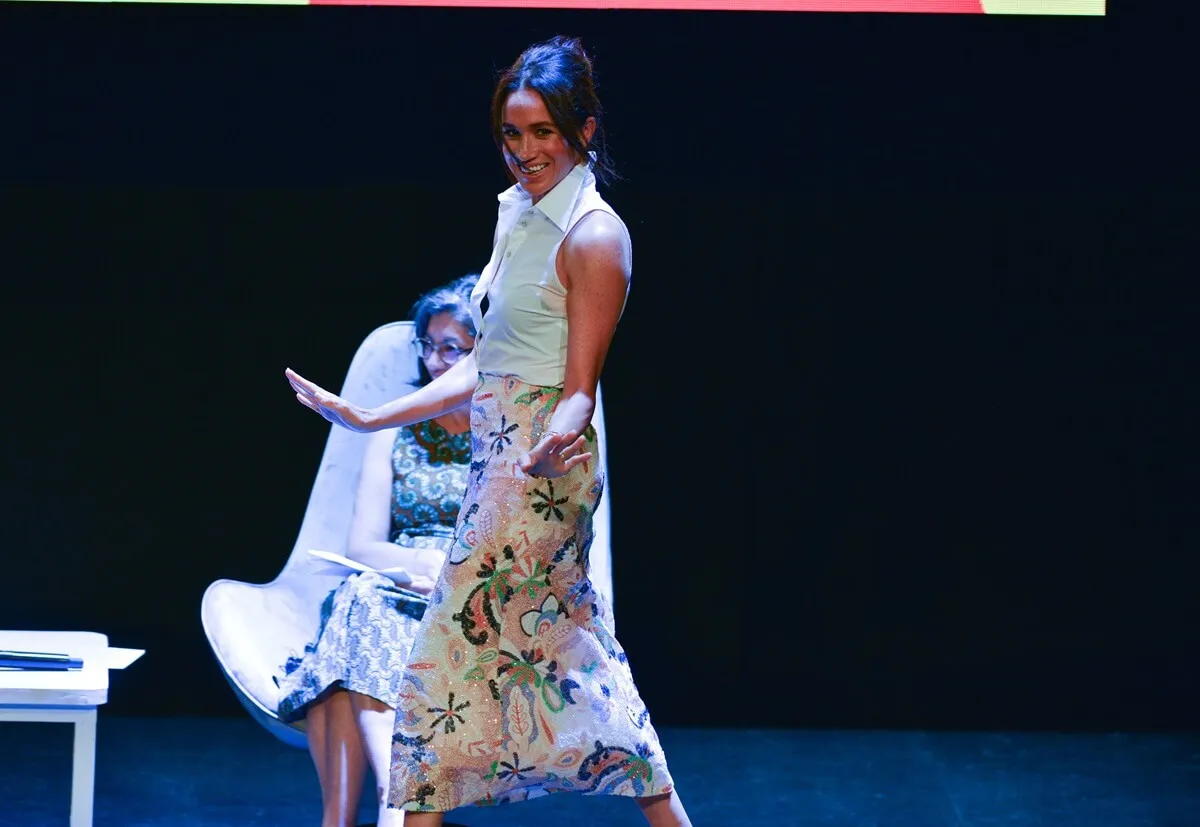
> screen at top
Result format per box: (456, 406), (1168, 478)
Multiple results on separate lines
(1, 0), (1106, 11)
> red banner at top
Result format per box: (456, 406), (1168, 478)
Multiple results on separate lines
(309, 0), (987, 10)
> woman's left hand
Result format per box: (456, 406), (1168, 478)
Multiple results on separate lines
(518, 430), (592, 479)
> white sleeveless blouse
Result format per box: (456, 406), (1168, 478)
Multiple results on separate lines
(469, 161), (628, 388)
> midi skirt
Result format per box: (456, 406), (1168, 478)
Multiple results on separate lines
(388, 373), (675, 812)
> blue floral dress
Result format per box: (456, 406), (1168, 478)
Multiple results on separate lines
(277, 420), (472, 721)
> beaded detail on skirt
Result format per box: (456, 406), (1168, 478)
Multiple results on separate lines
(388, 374), (675, 812)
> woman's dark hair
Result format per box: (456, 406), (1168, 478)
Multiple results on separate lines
(491, 36), (617, 187)
(410, 274), (479, 386)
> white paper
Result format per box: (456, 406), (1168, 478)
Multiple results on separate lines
(104, 647), (145, 670)
(308, 549), (414, 586)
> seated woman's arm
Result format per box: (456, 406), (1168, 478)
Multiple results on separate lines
(344, 429), (447, 592)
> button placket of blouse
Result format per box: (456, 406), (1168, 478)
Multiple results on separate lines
(505, 209), (534, 261)
(477, 225), (514, 348)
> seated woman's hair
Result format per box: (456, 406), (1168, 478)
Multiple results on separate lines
(410, 274), (479, 385)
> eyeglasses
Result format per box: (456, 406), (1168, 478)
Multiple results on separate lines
(415, 338), (474, 364)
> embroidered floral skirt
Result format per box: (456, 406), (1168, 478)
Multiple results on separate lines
(387, 374), (675, 813)
(276, 571), (429, 723)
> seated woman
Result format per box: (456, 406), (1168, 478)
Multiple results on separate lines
(275, 274), (478, 827)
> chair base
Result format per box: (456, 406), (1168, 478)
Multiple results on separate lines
(215, 660), (308, 750)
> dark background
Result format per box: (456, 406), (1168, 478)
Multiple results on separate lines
(1, 3), (1195, 732)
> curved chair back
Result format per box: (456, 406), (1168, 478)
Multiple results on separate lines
(201, 321), (614, 747)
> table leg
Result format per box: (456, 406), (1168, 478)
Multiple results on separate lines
(70, 709), (97, 827)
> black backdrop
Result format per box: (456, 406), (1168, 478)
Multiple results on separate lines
(0, 3), (1194, 732)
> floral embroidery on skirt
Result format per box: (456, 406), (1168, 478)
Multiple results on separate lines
(388, 374), (674, 812)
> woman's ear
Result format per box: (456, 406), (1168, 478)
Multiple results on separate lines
(579, 117), (597, 149)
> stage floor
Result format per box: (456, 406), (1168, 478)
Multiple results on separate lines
(0, 717), (1195, 826)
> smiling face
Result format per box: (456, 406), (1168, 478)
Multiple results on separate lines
(500, 87), (595, 204)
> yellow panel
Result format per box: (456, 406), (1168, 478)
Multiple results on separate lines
(981, 0), (1105, 13)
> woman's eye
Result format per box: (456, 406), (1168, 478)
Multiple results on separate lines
(536, 128), (554, 137)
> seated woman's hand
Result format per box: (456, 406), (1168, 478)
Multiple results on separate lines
(389, 544), (448, 596)
(406, 574), (438, 595)
(518, 430), (592, 479)
(286, 368), (373, 433)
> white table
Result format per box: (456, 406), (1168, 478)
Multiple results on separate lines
(0, 631), (144, 827)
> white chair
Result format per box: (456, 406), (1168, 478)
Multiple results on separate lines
(201, 320), (615, 748)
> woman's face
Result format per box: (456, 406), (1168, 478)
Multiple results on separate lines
(500, 88), (595, 204)
(419, 312), (474, 381)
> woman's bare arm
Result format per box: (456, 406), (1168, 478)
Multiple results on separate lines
(550, 210), (631, 437)
(365, 350), (479, 431)
(515, 211), (630, 479)
(344, 429), (447, 590)
(288, 349), (478, 433)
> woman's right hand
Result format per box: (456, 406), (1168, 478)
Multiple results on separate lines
(286, 368), (374, 433)
(406, 574), (438, 595)
(395, 546), (447, 595)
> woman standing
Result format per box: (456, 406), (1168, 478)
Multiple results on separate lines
(287, 37), (692, 827)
